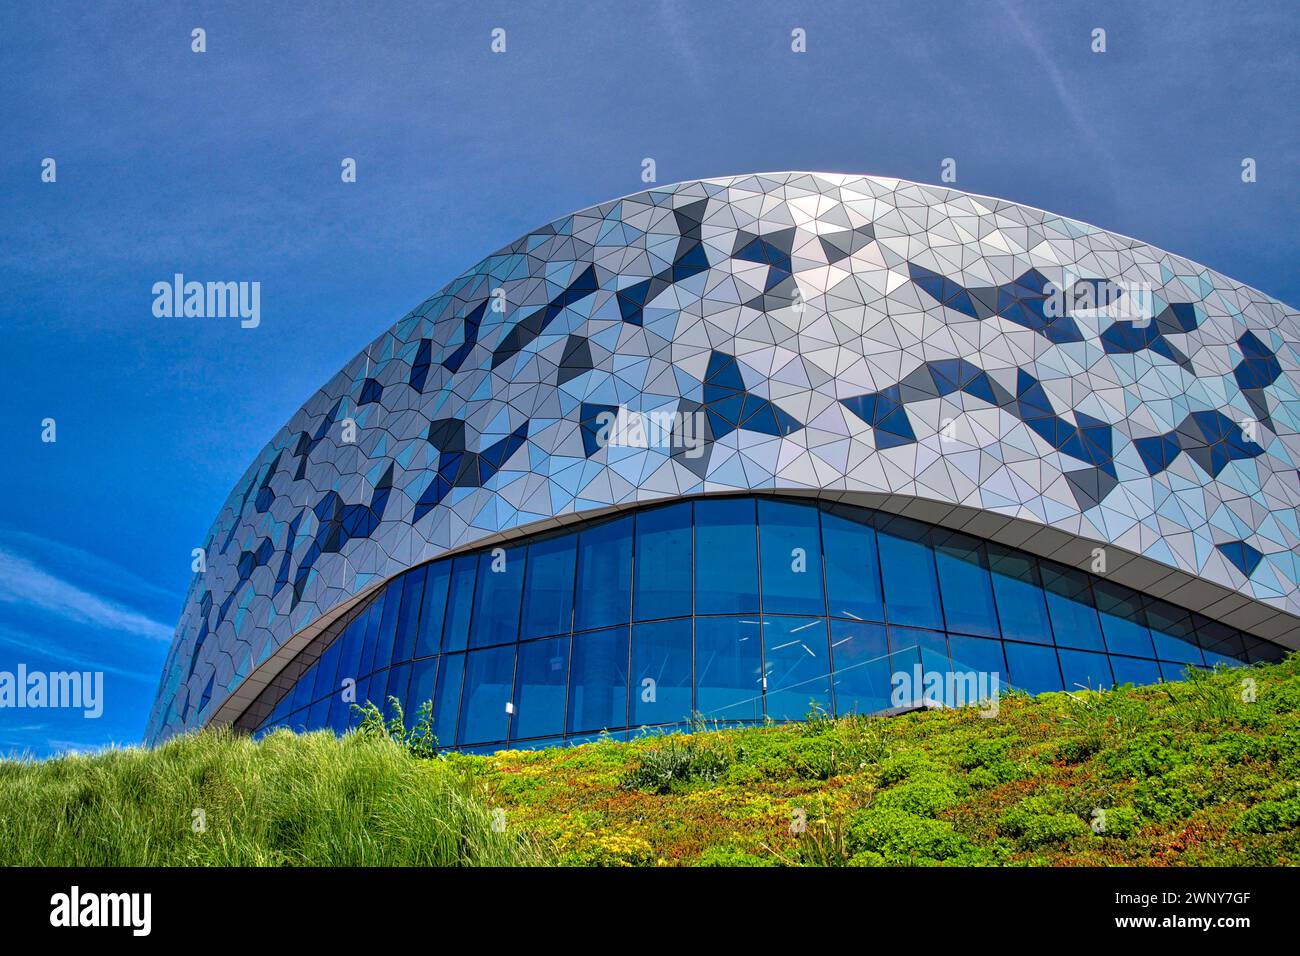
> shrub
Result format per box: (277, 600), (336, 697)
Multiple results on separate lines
(846, 807), (975, 864)
(695, 844), (775, 867)
(874, 777), (960, 817)
(1130, 763), (1217, 823)
(1098, 732), (1189, 780)
(1164, 664), (1244, 728)
(1092, 806), (1141, 839)
(955, 737), (1012, 771)
(999, 797), (1089, 848)
(1232, 794), (1300, 835)
(353, 696), (438, 759)
(620, 739), (730, 794)
(876, 751), (942, 787)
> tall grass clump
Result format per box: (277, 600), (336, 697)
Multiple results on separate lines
(0, 727), (545, 866)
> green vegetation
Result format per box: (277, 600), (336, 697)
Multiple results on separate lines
(0, 722), (542, 866)
(2, 655), (1298, 866)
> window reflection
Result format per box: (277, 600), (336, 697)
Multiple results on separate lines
(521, 534), (576, 639)
(634, 503), (692, 621)
(877, 515), (943, 630)
(574, 516), (632, 631)
(512, 636), (569, 740)
(631, 619), (692, 726)
(471, 544), (524, 648)
(695, 616), (763, 721)
(567, 627), (629, 733)
(763, 616), (831, 720)
(758, 499), (826, 616)
(457, 645), (514, 745)
(695, 498), (759, 615)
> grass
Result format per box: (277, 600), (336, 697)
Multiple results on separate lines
(3, 655), (1299, 866)
(0, 725), (543, 866)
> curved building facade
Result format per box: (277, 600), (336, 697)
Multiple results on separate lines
(145, 172), (1300, 747)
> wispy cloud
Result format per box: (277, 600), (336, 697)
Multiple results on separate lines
(995, 0), (1121, 202)
(0, 546), (172, 642)
(0, 625), (160, 682)
(0, 527), (175, 606)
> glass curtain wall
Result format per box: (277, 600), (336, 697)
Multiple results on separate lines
(251, 495), (1285, 751)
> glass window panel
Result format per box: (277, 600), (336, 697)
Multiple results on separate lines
(390, 567), (427, 664)
(566, 626), (630, 733)
(432, 653), (464, 746)
(1003, 641), (1063, 694)
(1201, 648), (1244, 669)
(326, 684), (351, 733)
(947, 634), (1007, 685)
(407, 657), (439, 721)
(415, 561), (451, 658)
(458, 645), (516, 745)
(334, 615), (366, 688)
(368, 670), (391, 714)
(633, 502), (693, 621)
(470, 544), (525, 648)
(1093, 580), (1156, 658)
(694, 616), (763, 722)
(820, 502), (885, 623)
(1040, 563), (1105, 651)
(311, 640), (342, 703)
(758, 499), (826, 616)
(358, 593), (385, 675)
(828, 620), (892, 716)
(630, 619), (693, 726)
(695, 498), (759, 615)
(520, 534), (576, 640)
(876, 515), (943, 630)
(290, 662), (318, 712)
(1195, 619), (1245, 666)
(1145, 600), (1205, 666)
(890, 626), (954, 706)
(763, 616), (831, 721)
(344, 675), (369, 725)
(1057, 648), (1114, 691)
(266, 694), (292, 727)
(385, 663), (411, 713)
(345, 675), (373, 728)
(932, 530), (998, 637)
(1158, 659), (1198, 682)
(307, 694), (330, 729)
(442, 555), (478, 653)
(1109, 655), (1162, 686)
(574, 515), (633, 631)
(370, 578), (402, 673)
(511, 636), (569, 740)
(987, 545), (1053, 644)
(1244, 636), (1285, 664)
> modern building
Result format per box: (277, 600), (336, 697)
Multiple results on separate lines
(146, 173), (1299, 750)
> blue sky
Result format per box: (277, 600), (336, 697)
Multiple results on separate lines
(1, 0), (1295, 757)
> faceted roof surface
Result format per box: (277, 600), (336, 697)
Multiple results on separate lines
(146, 172), (1300, 743)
